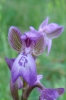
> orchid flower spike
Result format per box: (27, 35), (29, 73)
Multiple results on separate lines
(38, 17), (64, 55)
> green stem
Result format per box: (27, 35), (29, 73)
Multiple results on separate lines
(21, 82), (44, 100)
(21, 79), (28, 100)
(10, 80), (19, 100)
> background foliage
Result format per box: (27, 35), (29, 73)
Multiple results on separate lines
(0, 0), (66, 100)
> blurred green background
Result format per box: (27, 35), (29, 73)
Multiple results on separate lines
(0, 0), (66, 100)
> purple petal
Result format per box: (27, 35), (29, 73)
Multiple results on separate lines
(30, 26), (38, 33)
(29, 27), (42, 42)
(43, 23), (64, 39)
(5, 57), (15, 70)
(36, 75), (43, 83)
(21, 34), (27, 40)
(40, 88), (65, 100)
(11, 55), (20, 82)
(33, 33), (46, 56)
(36, 75), (43, 93)
(11, 53), (37, 86)
(8, 26), (23, 52)
(24, 31), (38, 41)
(46, 38), (52, 55)
(5, 58), (23, 90)
(39, 17), (49, 31)
(56, 88), (65, 95)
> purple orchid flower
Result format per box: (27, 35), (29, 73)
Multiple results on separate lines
(6, 26), (37, 86)
(6, 26), (45, 86)
(39, 88), (64, 100)
(38, 17), (64, 55)
(30, 17), (64, 55)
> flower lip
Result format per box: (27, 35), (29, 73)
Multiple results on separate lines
(11, 53), (37, 86)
